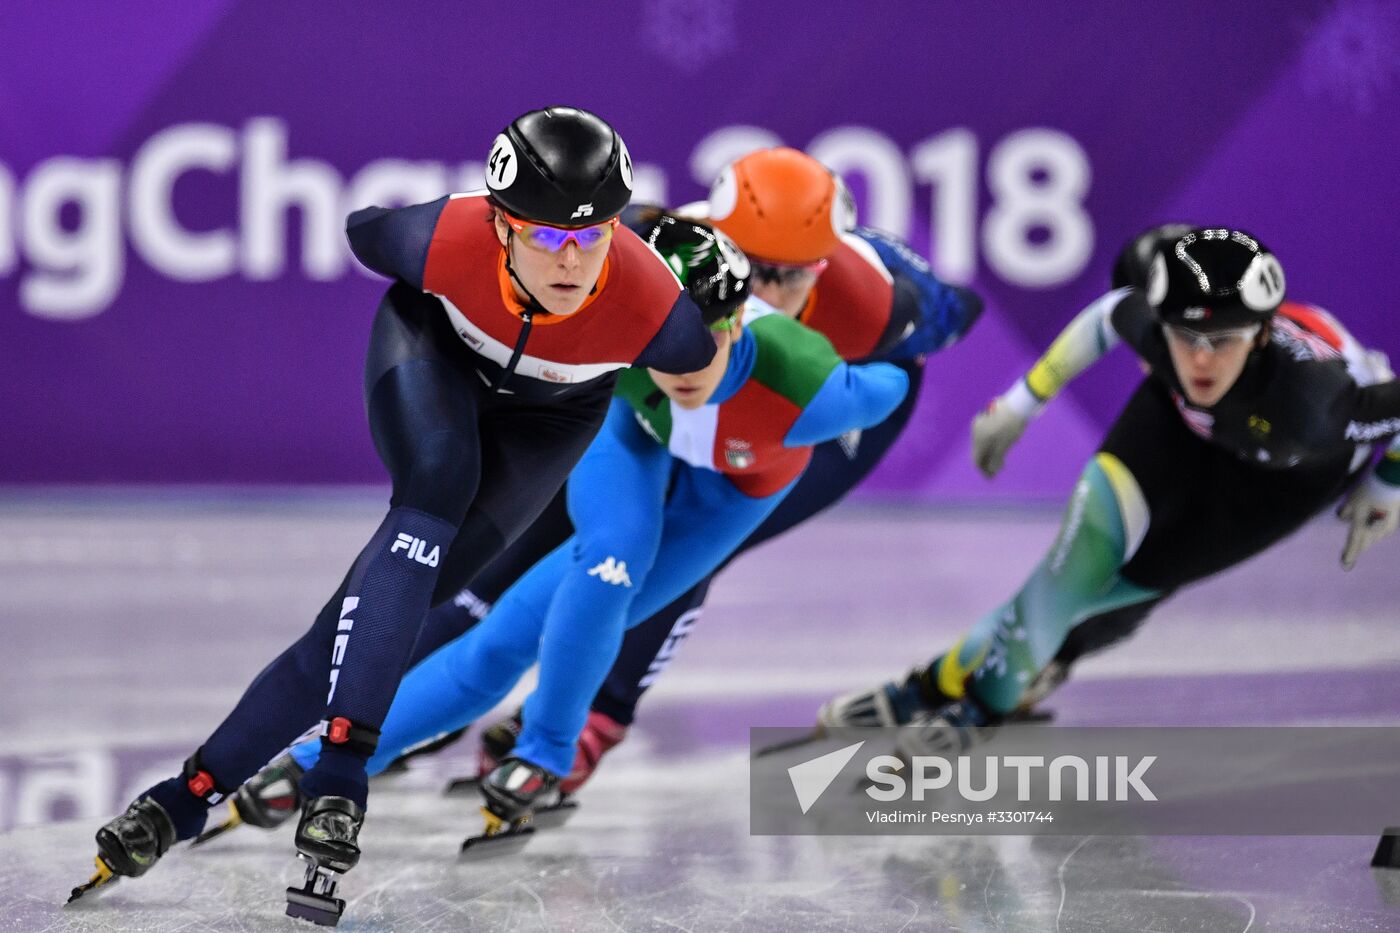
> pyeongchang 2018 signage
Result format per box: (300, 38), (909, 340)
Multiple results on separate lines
(0, 117), (1095, 321)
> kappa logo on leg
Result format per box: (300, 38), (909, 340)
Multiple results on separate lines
(586, 556), (633, 587)
(391, 533), (440, 567)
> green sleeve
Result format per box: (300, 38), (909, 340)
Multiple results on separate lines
(748, 314), (842, 408)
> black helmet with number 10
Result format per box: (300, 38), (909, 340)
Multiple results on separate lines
(484, 107), (634, 228)
(1144, 227), (1286, 330)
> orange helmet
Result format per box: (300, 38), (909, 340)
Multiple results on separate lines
(707, 147), (855, 266)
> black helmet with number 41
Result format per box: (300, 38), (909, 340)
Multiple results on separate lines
(1145, 227), (1286, 330)
(484, 106), (634, 228)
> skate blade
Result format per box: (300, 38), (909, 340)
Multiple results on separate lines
(459, 824), (536, 861)
(457, 804), (535, 860)
(530, 798), (579, 831)
(753, 725), (826, 758)
(443, 775), (482, 797)
(66, 856), (117, 905)
(286, 887), (345, 926)
(191, 801), (245, 847)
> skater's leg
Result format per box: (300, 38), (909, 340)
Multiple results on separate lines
(515, 466), (788, 775)
(129, 288), (482, 836)
(358, 545), (570, 775)
(301, 310), (614, 803)
(296, 344), (490, 805)
(591, 579), (710, 725)
(819, 450), (1158, 729)
(952, 452), (1156, 713)
(342, 398), (661, 775)
(932, 375), (1354, 716)
(406, 487), (574, 669)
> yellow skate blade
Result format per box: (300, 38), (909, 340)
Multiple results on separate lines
(191, 800), (244, 846)
(66, 857), (116, 905)
(479, 806), (506, 837)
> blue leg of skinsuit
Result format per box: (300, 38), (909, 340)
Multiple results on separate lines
(515, 464), (790, 774)
(139, 286), (608, 836)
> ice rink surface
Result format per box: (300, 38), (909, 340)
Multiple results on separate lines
(2, 492), (1399, 931)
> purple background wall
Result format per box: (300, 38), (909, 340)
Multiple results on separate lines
(3, 0), (1397, 499)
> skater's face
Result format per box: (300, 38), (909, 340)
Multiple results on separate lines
(495, 212), (613, 315)
(1163, 322), (1262, 407)
(648, 318), (739, 409)
(750, 260), (827, 318)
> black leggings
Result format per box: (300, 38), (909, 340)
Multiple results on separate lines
(197, 284), (612, 791)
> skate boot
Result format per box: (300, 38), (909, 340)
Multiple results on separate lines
(1014, 659), (1067, 719)
(560, 708), (627, 790)
(458, 757), (560, 860)
(285, 796), (364, 927)
(754, 667), (944, 758)
(818, 665), (947, 730)
(524, 709), (627, 829)
(193, 753), (305, 846)
(561, 710), (627, 794)
(444, 709), (522, 797)
(896, 695), (1002, 760)
(68, 796), (177, 904)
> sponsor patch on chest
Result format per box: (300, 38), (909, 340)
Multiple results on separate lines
(724, 438), (755, 469)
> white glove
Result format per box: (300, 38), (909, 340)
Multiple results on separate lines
(1338, 473), (1400, 570)
(970, 379), (1044, 478)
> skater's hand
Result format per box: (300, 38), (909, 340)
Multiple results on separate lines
(971, 380), (1042, 478)
(1338, 474), (1400, 570)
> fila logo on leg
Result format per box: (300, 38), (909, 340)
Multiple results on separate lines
(391, 533), (441, 567)
(586, 556), (632, 587)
